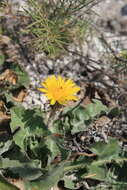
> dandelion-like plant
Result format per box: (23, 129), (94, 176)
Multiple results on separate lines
(38, 75), (80, 105)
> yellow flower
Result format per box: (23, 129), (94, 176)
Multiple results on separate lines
(38, 75), (80, 105)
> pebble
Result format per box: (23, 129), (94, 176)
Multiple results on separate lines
(22, 102), (29, 109)
(33, 99), (42, 106)
(24, 96), (32, 104)
(39, 94), (47, 103)
(47, 60), (53, 69)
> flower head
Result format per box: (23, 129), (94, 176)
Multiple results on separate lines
(38, 75), (80, 105)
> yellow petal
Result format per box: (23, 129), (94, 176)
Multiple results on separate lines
(37, 88), (47, 93)
(50, 99), (56, 105)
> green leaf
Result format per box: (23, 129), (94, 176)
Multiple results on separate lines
(108, 107), (120, 118)
(90, 138), (120, 161)
(73, 106), (90, 121)
(62, 116), (72, 132)
(25, 162), (66, 190)
(10, 106), (48, 148)
(0, 158), (42, 181)
(87, 161), (107, 181)
(61, 106), (89, 134)
(22, 109), (48, 135)
(60, 100), (108, 135)
(14, 128), (29, 149)
(52, 120), (64, 135)
(71, 120), (86, 135)
(45, 135), (61, 160)
(62, 105), (75, 115)
(10, 106), (26, 130)
(11, 166), (43, 181)
(0, 55), (5, 65)
(86, 138), (121, 180)
(64, 176), (77, 189)
(85, 99), (108, 118)
(0, 158), (23, 168)
(10, 106), (28, 149)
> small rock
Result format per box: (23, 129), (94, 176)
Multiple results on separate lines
(22, 102), (29, 109)
(39, 94), (47, 103)
(33, 99), (42, 106)
(24, 96), (32, 104)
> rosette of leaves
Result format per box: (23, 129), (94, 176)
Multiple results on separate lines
(0, 98), (124, 189)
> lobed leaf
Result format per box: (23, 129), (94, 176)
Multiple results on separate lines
(10, 106), (48, 149)
(25, 162), (66, 190)
(90, 138), (120, 161)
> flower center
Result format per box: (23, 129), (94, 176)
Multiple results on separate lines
(53, 87), (65, 100)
